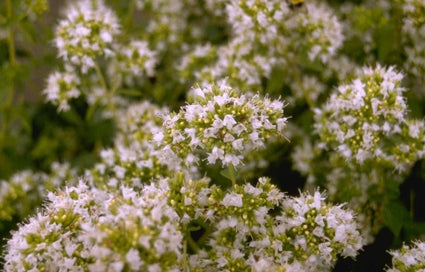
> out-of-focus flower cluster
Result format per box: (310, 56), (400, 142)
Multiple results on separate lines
(179, 0), (344, 92)
(402, 0), (425, 80)
(44, 0), (158, 113)
(0, 163), (76, 224)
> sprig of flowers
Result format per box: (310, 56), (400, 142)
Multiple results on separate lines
(54, 0), (120, 73)
(4, 181), (183, 272)
(315, 65), (425, 172)
(43, 70), (80, 112)
(157, 80), (287, 169)
(387, 240), (425, 272)
(190, 178), (363, 272)
(86, 101), (193, 189)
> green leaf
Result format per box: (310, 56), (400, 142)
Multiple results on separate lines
(383, 201), (411, 237)
(403, 221), (425, 241)
(219, 169), (231, 180)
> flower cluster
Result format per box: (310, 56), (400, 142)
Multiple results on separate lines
(179, 1), (344, 92)
(4, 172), (364, 271)
(387, 241), (425, 272)
(4, 181), (182, 272)
(315, 65), (425, 172)
(54, 0), (120, 73)
(86, 101), (189, 189)
(274, 191), (363, 271)
(135, 0), (206, 52)
(291, 65), (425, 243)
(43, 70), (80, 111)
(190, 178), (363, 272)
(44, 0), (160, 114)
(109, 40), (157, 85)
(157, 80), (287, 168)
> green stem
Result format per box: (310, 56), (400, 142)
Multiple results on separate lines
(7, 0), (15, 68)
(125, 0), (136, 34)
(285, 53), (314, 109)
(410, 189), (415, 219)
(94, 62), (117, 119)
(94, 62), (108, 92)
(228, 163), (236, 187)
(0, 0), (16, 159)
(187, 235), (200, 253)
(196, 225), (213, 246)
(183, 235), (189, 272)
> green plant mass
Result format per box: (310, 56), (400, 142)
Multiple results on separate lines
(1, 0), (425, 271)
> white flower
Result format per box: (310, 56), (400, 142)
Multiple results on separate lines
(221, 192), (243, 207)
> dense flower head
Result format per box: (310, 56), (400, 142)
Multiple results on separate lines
(157, 80), (287, 168)
(387, 240), (425, 272)
(54, 0), (120, 73)
(4, 181), (183, 272)
(275, 191), (364, 269)
(43, 70), (80, 111)
(189, 177), (284, 271)
(315, 65), (425, 172)
(190, 178), (363, 272)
